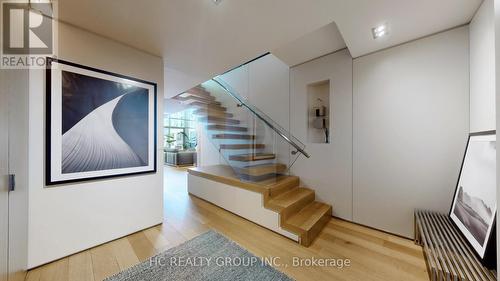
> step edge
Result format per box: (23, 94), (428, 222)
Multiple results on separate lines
(229, 156), (275, 161)
(268, 178), (300, 197)
(267, 188), (315, 210)
(286, 203), (332, 231)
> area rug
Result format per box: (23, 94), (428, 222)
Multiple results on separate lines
(105, 230), (293, 281)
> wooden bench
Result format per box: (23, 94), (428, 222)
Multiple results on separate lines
(414, 210), (497, 281)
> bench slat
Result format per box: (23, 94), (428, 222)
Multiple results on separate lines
(431, 211), (475, 281)
(427, 211), (464, 280)
(433, 211), (489, 281)
(439, 213), (496, 281)
(415, 210), (496, 281)
(418, 211), (446, 280)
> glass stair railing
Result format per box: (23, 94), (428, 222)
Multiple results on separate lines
(173, 66), (309, 183)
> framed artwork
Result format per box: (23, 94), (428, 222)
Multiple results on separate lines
(46, 58), (157, 185)
(449, 130), (496, 262)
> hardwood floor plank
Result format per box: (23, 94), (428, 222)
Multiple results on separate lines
(90, 244), (120, 281)
(109, 238), (140, 271)
(323, 225), (425, 267)
(143, 226), (174, 252)
(25, 267), (42, 281)
(68, 251), (94, 281)
(164, 212), (210, 240)
(127, 232), (156, 262)
(155, 222), (187, 247)
(39, 258), (69, 281)
(316, 232), (427, 281)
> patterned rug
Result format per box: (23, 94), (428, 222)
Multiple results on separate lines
(105, 230), (293, 281)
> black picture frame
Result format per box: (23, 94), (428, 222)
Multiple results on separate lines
(46, 57), (158, 185)
(449, 130), (496, 269)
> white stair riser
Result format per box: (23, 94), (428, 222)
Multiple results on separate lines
(188, 174), (299, 242)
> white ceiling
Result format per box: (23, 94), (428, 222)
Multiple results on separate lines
(57, 0), (482, 95)
(334, 0), (481, 57)
(272, 22), (347, 67)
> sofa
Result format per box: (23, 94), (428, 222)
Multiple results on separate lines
(164, 149), (197, 166)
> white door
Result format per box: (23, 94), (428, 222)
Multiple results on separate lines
(0, 69), (28, 281)
(0, 69), (9, 281)
(6, 69), (28, 281)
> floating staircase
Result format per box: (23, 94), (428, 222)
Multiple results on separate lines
(174, 85), (282, 181)
(174, 82), (332, 246)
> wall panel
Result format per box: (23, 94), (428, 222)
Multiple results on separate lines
(353, 27), (469, 237)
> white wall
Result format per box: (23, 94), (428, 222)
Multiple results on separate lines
(247, 56), (291, 164)
(164, 67), (205, 99)
(272, 22), (347, 67)
(217, 55), (290, 128)
(28, 22), (164, 268)
(494, 0), (500, 273)
(353, 26), (470, 238)
(246, 55), (290, 130)
(289, 49), (353, 220)
(218, 65), (249, 100)
(470, 0), (496, 133)
(470, 0), (497, 271)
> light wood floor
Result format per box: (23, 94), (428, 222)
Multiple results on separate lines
(26, 166), (430, 281)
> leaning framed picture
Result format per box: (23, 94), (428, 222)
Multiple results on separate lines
(449, 130), (496, 265)
(46, 58), (157, 185)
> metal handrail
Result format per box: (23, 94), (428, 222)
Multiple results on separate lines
(211, 78), (310, 159)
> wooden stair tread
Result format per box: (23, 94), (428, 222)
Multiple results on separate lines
(193, 109), (233, 118)
(190, 101), (227, 111)
(185, 87), (212, 97)
(267, 176), (300, 197)
(286, 202), (332, 232)
(208, 125), (247, 132)
(185, 90), (209, 96)
(188, 165), (299, 194)
(267, 188), (314, 211)
(190, 99), (221, 106)
(239, 163), (287, 177)
(199, 117), (240, 125)
(213, 134), (255, 140)
(220, 144), (265, 150)
(184, 92), (213, 100)
(229, 153), (276, 161)
(174, 95), (219, 104)
(189, 92), (215, 100)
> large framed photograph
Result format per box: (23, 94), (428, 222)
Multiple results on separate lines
(46, 58), (157, 185)
(449, 131), (496, 261)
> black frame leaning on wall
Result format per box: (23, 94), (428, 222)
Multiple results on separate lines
(448, 130), (497, 269)
(45, 57), (158, 186)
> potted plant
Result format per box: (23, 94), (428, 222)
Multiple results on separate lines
(178, 132), (197, 151)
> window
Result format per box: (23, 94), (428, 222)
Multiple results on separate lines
(164, 108), (197, 150)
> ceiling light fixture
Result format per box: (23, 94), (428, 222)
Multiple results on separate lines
(213, 0), (222, 5)
(372, 24), (388, 39)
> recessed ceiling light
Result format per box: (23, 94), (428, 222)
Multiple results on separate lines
(213, 0), (222, 4)
(372, 24), (388, 39)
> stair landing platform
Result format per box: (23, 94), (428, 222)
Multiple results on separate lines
(188, 165), (298, 197)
